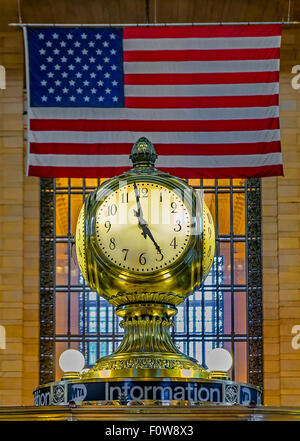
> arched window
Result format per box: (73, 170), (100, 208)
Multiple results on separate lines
(39, 177), (262, 390)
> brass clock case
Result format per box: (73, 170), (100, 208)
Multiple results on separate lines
(76, 167), (215, 308)
(75, 137), (215, 380)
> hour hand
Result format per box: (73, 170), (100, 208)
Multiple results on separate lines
(141, 224), (163, 256)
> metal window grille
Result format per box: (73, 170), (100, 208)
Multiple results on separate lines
(39, 177), (262, 391)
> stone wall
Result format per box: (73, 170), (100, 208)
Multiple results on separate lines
(0, 30), (39, 405)
(262, 26), (300, 406)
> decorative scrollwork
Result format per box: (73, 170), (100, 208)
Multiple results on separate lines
(40, 178), (55, 385)
(246, 179), (263, 392)
(110, 291), (185, 306)
(86, 358), (198, 372)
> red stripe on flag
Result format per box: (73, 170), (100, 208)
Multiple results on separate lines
(125, 95), (279, 108)
(28, 164), (284, 179)
(123, 25), (282, 39)
(29, 141), (282, 156)
(30, 118), (279, 132)
(124, 71), (279, 85)
(123, 48), (280, 62)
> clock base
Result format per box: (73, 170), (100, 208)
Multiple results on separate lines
(82, 302), (209, 380)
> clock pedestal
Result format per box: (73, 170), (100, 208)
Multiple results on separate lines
(82, 301), (208, 380)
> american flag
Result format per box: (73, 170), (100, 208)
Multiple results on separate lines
(25, 25), (283, 178)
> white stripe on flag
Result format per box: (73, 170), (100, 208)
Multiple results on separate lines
(123, 36), (281, 51)
(29, 129), (281, 144)
(28, 106), (280, 121)
(28, 152), (283, 168)
(124, 83), (279, 97)
(124, 59), (280, 74)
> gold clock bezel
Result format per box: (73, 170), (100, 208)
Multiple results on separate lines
(85, 174), (202, 285)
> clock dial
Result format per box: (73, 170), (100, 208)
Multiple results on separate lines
(95, 182), (192, 273)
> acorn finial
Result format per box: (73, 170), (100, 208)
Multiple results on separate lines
(130, 137), (157, 168)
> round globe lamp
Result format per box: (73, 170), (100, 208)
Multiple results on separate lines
(59, 349), (85, 380)
(206, 348), (233, 380)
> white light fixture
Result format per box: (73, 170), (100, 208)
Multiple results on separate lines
(59, 349), (85, 380)
(206, 348), (233, 379)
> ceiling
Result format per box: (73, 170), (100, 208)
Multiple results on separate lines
(1, 0), (300, 31)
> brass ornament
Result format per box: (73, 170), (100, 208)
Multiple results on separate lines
(75, 137), (215, 380)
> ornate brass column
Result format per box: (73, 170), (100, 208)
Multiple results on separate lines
(84, 302), (208, 379)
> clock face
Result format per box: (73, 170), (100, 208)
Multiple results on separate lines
(95, 182), (192, 274)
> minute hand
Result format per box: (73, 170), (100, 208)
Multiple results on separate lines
(133, 181), (149, 243)
(133, 182), (146, 224)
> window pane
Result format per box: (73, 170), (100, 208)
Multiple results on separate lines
(70, 178), (83, 187)
(188, 179), (200, 187)
(218, 193), (230, 235)
(234, 341), (247, 383)
(222, 292), (232, 335)
(70, 292), (80, 335)
(234, 292), (247, 335)
(234, 242), (246, 285)
(203, 179), (215, 187)
(56, 292), (68, 335)
(56, 193), (68, 236)
(56, 178), (68, 187)
(218, 179), (230, 187)
(233, 193), (245, 235)
(71, 248), (80, 284)
(85, 178), (99, 188)
(232, 178), (244, 187)
(219, 242), (231, 285)
(56, 242), (68, 285)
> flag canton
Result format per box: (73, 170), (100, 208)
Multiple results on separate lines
(27, 27), (124, 107)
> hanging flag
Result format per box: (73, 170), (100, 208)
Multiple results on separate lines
(24, 25), (283, 179)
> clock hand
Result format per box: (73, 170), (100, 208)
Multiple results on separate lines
(133, 181), (144, 220)
(141, 224), (163, 256)
(133, 182), (148, 235)
(133, 182), (163, 255)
